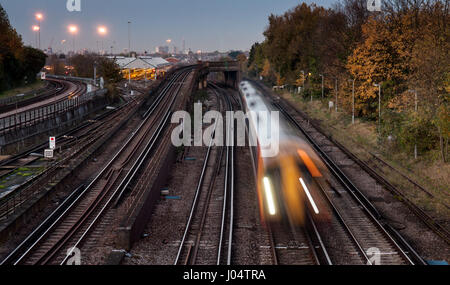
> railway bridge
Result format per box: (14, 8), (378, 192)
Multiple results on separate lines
(197, 61), (241, 89)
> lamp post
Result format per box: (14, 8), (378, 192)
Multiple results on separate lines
(374, 83), (382, 127)
(307, 72), (312, 102)
(349, 78), (356, 124)
(300, 70), (305, 95)
(35, 13), (43, 50)
(32, 25), (40, 49)
(319, 74), (324, 99)
(68, 25), (78, 54)
(97, 26), (107, 55)
(409, 89), (418, 159)
(93, 61), (97, 86)
(335, 78), (338, 112)
(128, 21), (131, 56)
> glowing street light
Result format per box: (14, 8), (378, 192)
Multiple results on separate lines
(35, 13), (43, 49)
(97, 26), (108, 55)
(68, 25), (78, 54)
(32, 25), (40, 48)
(69, 25), (78, 34)
(97, 26), (107, 35)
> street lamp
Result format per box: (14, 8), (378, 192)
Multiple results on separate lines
(307, 72), (313, 102)
(68, 25), (78, 54)
(349, 78), (356, 124)
(319, 74), (324, 99)
(301, 70), (305, 95)
(373, 82), (382, 126)
(35, 13), (43, 49)
(335, 78), (338, 112)
(97, 26), (107, 55)
(128, 21), (131, 56)
(408, 89), (418, 159)
(32, 25), (40, 49)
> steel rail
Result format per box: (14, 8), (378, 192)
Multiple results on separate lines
(174, 116), (219, 265)
(1, 68), (192, 265)
(273, 99), (422, 265)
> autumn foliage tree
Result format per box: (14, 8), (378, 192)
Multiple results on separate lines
(249, 0), (449, 161)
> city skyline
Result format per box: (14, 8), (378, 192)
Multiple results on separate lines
(1, 0), (334, 53)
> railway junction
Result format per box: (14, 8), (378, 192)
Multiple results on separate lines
(0, 62), (447, 267)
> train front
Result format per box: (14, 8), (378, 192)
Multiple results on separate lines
(240, 81), (331, 228)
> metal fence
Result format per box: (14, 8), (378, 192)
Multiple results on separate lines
(46, 74), (96, 86)
(0, 89), (107, 135)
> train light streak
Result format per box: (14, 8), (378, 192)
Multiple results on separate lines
(263, 177), (276, 216)
(299, 178), (319, 214)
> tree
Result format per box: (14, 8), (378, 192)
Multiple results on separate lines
(0, 4), (46, 92)
(97, 57), (122, 83)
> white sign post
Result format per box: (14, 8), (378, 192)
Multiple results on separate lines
(49, 137), (56, 149)
(41, 72), (46, 80)
(329, 101), (334, 111)
(44, 149), (54, 158)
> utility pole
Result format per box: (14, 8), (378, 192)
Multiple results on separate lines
(320, 74), (324, 99)
(128, 21), (131, 56)
(335, 78), (338, 112)
(301, 70), (305, 96)
(409, 89), (418, 159)
(374, 83), (382, 127)
(350, 78), (356, 124)
(93, 62), (97, 86)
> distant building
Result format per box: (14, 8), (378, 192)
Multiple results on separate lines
(155, 46), (169, 54)
(107, 55), (172, 81)
(165, 57), (180, 64)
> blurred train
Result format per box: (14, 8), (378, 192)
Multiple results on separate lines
(238, 80), (331, 227)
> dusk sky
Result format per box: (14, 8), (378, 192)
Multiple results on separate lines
(1, 0), (335, 53)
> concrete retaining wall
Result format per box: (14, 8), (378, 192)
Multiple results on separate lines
(0, 95), (108, 154)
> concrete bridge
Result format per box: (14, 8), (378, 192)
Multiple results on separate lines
(197, 61), (241, 90)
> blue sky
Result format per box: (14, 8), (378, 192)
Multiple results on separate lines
(1, 0), (335, 53)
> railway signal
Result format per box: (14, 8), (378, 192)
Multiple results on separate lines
(49, 136), (56, 149)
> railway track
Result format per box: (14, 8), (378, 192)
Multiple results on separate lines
(266, 215), (330, 265)
(174, 84), (235, 265)
(0, 98), (139, 221)
(249, 80), (426, 265)
(0, 79), (87, 134)
(0, 67), (193, 265)
(0, 79), (66, 113)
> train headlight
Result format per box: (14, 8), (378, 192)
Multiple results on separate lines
(299, 178), (320, 214)
(263, 177), (277, 216)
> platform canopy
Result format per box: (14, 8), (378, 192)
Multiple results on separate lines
(108, 56), (170, 70)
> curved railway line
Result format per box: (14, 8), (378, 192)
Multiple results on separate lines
(0, 79), (66, 113)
